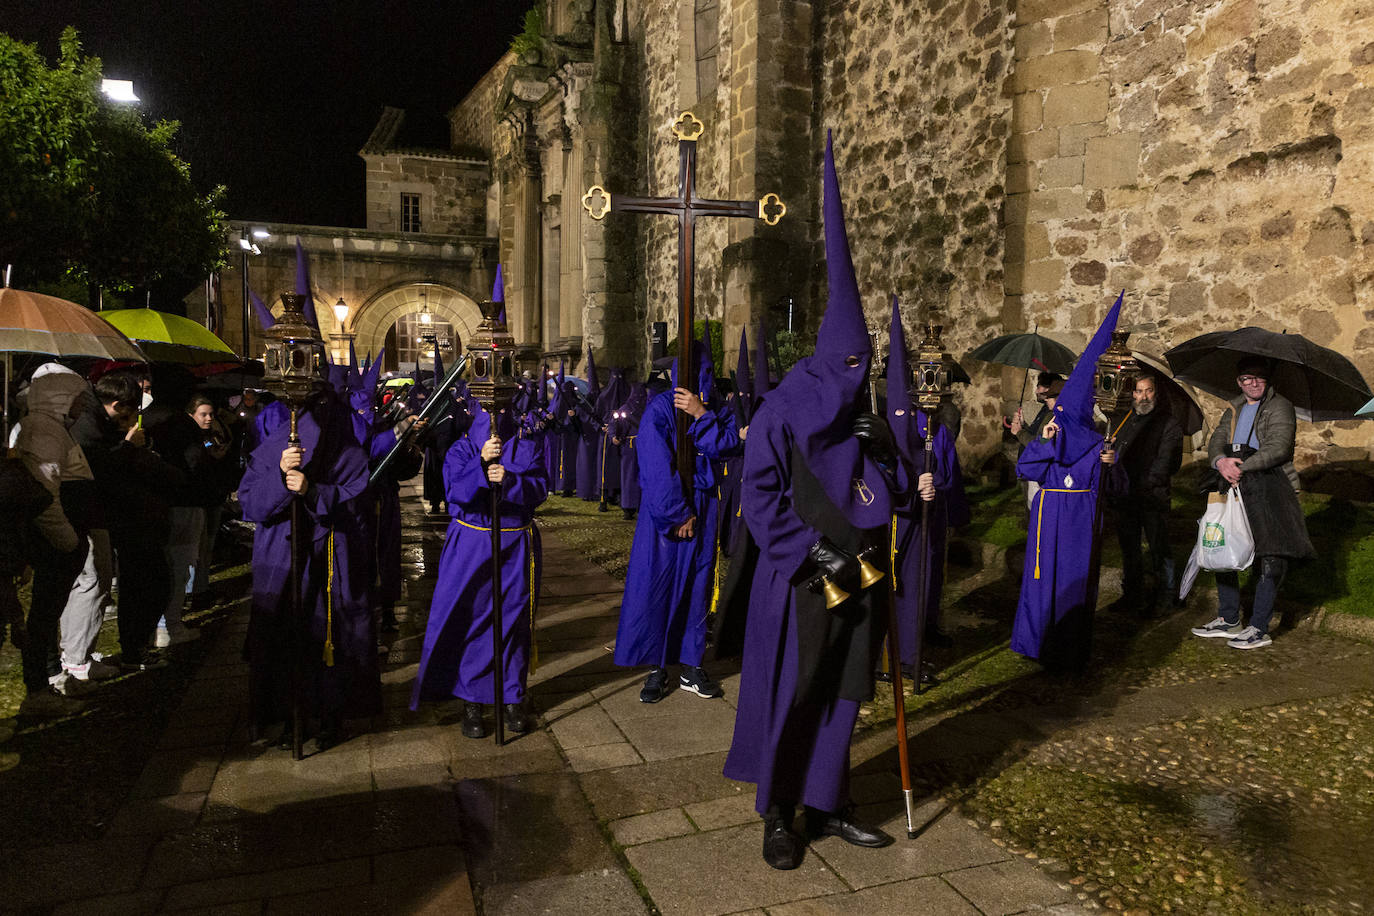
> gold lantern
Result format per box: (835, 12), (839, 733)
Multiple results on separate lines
(914, 322), (953, 412)
(262, 293), (327, 406)
(465, 298), (520, 414)
(1094, 331), (1141, 419)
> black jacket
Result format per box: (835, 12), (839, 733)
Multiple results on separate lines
(1110, 404), (1183, 509)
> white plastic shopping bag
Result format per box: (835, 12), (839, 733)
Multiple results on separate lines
(1196, 487), (1255, 572)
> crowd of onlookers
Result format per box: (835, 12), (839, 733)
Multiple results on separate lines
(2, 361), (259, 717)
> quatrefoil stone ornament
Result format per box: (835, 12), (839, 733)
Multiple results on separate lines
(758, 193), (787, 226)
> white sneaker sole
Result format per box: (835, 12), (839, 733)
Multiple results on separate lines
(679, 682), (723, 699)
(1191, 628), (1243, 639)
(1229, 638), (1272, 650)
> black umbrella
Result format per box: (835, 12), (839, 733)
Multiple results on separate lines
(1164, 327), (1372, 422)
(966, 330), (1076, 375)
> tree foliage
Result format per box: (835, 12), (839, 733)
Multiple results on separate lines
(0, 28), (226, 292)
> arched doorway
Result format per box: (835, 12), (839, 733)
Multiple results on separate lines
(351, 282), (483, 373)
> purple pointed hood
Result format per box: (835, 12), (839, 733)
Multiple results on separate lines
(1056, 290), (1124, 430)
(698, 322), (716, 402)
(433, 346), (445, 388)
(294, 238), (319, 329)
(596, 367), (629, 417)
(761, 131), (889, 527)
(493, 264), (506, 326)
(755, 318), (773, 392)
(585, 346), (600, 402)
(735, 327), (753, 425)
(351, 345), (386, 413)
(538, 363), (550, 409)
(887, 295), (917, 449)
(249, 288), (275, 330)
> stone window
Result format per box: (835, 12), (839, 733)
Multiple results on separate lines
(400, 192), (423, 233)
(694, 1), (719, 102)
(393, 311), (455, 369)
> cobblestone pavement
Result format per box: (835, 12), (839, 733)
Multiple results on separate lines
(5, 483), (1370, 914)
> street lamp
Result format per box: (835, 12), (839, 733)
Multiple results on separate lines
(419, 289), (433, 326)
(238, 230), (262, 360)
(331, 297), (352, 364)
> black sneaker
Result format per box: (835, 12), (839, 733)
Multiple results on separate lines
(679, 666), (724, 699)
(504, 702), (530, 734)
(639, 667), (669, 704)
(461, 702), (487, 739)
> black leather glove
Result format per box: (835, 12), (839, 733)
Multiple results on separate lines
(806, 537), (854, 591)
(852, 412), (896, 467)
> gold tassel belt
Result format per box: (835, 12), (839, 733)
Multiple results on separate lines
(1033, 488), (1090, 580)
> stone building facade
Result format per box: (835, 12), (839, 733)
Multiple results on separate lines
(220, 0), (1374, 469)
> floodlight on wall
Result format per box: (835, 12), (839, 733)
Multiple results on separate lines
(251, 228), (270, 239)
(101, 79), (139, 103)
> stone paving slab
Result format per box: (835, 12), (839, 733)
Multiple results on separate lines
(766, 875), (981, 915)
(941, 859), (1077, 916)
(482, 870), (648, 915)
(625, 823), (849, 916)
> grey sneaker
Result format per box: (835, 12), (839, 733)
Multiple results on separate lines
(1191, 616), (1244, 639)
(1227, 626), (1272, 650)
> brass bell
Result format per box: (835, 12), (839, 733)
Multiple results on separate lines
(856, 548), (885, 589)
(820, 576), (851, 609)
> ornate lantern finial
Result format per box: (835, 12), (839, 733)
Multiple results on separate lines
(465, 298), (520, 414)
(1094, 331), (1141, 418)
(914, 321), (953, 412)
(262, 293), (327, 405)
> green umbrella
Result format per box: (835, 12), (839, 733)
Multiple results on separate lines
(99, 307), (237, 365)
(966, 329), (1076, 375)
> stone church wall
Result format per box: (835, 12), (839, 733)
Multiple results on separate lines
(817, 0), (1017, 458)
(363, 154), (489, 237)
(449, 52), (516, 155)
(1007, 0), (1374, 468)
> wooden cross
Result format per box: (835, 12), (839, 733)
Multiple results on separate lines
(582, 110), (786, 496)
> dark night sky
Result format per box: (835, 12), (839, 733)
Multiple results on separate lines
(4, 1), (528, 227)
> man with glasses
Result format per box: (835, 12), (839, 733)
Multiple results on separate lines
(1190, 357), (1313, 648)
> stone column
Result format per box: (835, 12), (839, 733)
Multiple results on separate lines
(561, 138), (586, 346)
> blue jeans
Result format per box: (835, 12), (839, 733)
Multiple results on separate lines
(1216, 556), (1288, 634)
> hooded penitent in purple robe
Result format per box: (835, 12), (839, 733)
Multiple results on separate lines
(594, 368), (629, 505)
(554, 377), (581, 495)
(723, 133), (902, 817)
(613, 349), (741, 670)
(239, 390), (381, 734)
(412, 407), (547, 707)
(573, 349), (603, 501)
(612, 383), (648, 513)
(1011, 292), (1123, 670)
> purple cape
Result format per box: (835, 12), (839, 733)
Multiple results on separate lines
(613, 390), (739, 668)
(412, 408), (548, 706)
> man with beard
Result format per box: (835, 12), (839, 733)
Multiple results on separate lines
(1100, 371), (1183, 618)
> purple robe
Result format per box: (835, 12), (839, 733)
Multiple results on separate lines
(1010, 414), (1104, 666)
(411, 411), (548, 707)
(574, 408), (601, 501)
(239, 395), (381, 731)
(722, 403), (891, 815)
(613, 391), (739, 668)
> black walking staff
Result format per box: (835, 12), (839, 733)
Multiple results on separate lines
(465, 297), (522, 746)
(260, 293), (328, 761)
(1090, 331), (1141, 622)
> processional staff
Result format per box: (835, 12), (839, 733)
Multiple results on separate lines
(582, 110), (786, 498)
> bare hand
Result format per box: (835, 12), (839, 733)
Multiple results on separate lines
(125, 425), (146, 447)
(738, 425), (749, 442)
(1100, 447), (1117, 465)
(1009, 407), (1024, 436)
(673, 388), (707, 419)
(480, 435), (502, 463)
(612, 437), (621, 446)
(1217, 456), (1243, 486)
(674, 516), (696, 539)
(1041, 419), (1059, 440)
(487, 463), (506, 485)
(284, 469), (308, 494)
(917, 472), (936, 502)
(280, 446), (304, 472)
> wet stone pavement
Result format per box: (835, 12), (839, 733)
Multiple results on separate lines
(4, 482), (1371, 914)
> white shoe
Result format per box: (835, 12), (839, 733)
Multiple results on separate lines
(1190, 616), (1244, 639)
(1227, 626), (1272, 650)
(45, 673), (88, 698)
(20, 688), (87, 718)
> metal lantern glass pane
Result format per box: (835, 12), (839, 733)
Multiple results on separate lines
(1094, 331), (1140, 418)
(464, 298), (519, 412)
(262, 293), (327, 405)
(915, 323), (953, 411)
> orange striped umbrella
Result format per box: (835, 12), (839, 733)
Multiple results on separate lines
(0, 287), (145, 361)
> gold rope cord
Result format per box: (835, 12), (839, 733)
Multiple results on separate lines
(1033, 488), (1090, 579)
(323, 529), (336, 667)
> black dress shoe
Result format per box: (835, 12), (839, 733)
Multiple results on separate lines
(808, 808), (894, 848)
(461, 702), (487, 739)
(762, 816), (803, 870)
(504, 702), (530, 734)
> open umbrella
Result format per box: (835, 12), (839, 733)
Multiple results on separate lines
(1, 287), (147, 440)
(1164, 327), (1372, 422)
(99, 307), (237, 367)
(1357, 395), (1374, 418)
(1130, 350), (1204, 436)
(966, 329), (1076, 375)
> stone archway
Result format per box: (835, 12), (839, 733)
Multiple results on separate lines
(351, 282), (484, 367)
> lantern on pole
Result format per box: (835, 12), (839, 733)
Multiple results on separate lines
(1094, 330), (1141, 420)
(914, 322), (953, 412)
(259, 291), (326, 761)
(465, 295), (520, 746)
